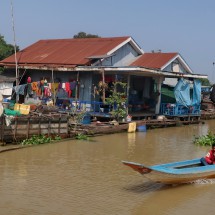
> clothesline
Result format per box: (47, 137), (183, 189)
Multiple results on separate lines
(13, 81), (77, 102)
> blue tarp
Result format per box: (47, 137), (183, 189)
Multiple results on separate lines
(192, 79), (201, 105)
(174, 78), (201, 107)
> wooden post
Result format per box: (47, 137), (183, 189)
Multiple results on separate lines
(38, 116), (41, 135)
(51, 68), (56, 105)
(14, 117), (17, 140)
(1, 115), (4, 143)
(0, 116), (2, 142)
(75, 71), (79, 101)
(75, 71), (79, 110)
(155, 76), (164, 114)
(126, 75), (130, 115)
(58, 114), (61, 135)
(66, 115), (69, 137)
(101, 68), (105, 103)
(26, 116), (30, 139)
(48, 115), (51, 136)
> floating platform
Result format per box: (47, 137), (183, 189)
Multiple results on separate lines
(0, 113), (69, 143)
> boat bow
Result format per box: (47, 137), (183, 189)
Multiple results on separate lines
(122, 161), (152, 174)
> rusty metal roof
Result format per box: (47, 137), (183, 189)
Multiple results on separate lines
(0, 36), (131, 68)
(130, 52), (178, 69)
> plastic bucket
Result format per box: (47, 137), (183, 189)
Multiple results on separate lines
(82, 114), (91, 124)
(137, 125), (147, 132)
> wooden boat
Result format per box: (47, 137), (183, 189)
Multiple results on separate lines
(122, 158), (215, 184)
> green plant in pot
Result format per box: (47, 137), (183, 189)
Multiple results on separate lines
(105, 81), (127, 122)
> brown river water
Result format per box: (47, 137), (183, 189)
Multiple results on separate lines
(0, 121), (215, 215)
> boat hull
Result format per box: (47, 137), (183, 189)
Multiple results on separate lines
(122, 159), (215, 184)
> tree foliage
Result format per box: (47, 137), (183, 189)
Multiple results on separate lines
(0, 35), (19, 61)
(199, 78), (211, 86)
(73, 31), (100, 39)
(105, 82), (127, 121)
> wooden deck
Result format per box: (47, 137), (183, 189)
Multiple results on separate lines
(129, 111), (157, 120)
(69, 117), (202, 138)
(200, 110), (215, 120)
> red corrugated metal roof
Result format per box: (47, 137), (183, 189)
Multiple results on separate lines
(130, 52), (178, 69)
(1, 36), (130, 67)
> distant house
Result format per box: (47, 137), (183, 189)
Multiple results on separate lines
(131, 52), (193, 86)
(0, 36), (207, 118)
(0, 75), (15, 99)
(130, 52), (194, 102)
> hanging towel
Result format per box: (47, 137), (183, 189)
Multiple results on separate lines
(70, 81), (76, 90)
(65, 82), (71, 97)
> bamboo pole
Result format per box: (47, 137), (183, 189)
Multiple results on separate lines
(10, 0), (19, 86)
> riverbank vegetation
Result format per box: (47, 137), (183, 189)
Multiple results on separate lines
(21, 135), (61, 145)
(194, 131), (215, 146)
(75, 133), (89, 140)
(20, 133), (89, 145)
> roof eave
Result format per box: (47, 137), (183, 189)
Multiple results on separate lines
(0, 63), (77, 71)
(107, 37), (144, 56)
(76, 66), (207, 79)
(1, 63), (207, 79)
(161, 53), (193, 73)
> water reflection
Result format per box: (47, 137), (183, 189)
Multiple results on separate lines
(17, 161), (28, 177)
(127, 132), (137, 157)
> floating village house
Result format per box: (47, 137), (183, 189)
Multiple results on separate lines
(0, 36), (207, 119)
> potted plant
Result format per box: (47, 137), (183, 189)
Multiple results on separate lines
(105, 82), (127, 122)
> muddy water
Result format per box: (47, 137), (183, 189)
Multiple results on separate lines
(0, 121), (215, 215)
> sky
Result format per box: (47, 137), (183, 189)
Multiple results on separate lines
(0, 0), (215, 83)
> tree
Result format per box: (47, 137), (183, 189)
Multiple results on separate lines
(73, 32), (100, 39)
(0, 35), (19, 61)
(105, 82), (127, 121)
(199, 78), (211, 86)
